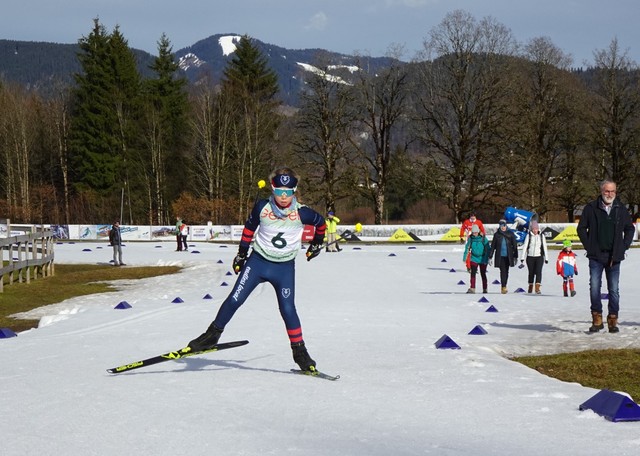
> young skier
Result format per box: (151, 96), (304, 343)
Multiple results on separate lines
(462, 224), (490, 293)
(186, 167), (326, 372)
(556, 239), (578, 297)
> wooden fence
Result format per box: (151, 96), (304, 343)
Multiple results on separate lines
(0, 226), (54, 292)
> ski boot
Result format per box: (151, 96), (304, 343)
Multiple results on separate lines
(291, 342), (316, 372)
(188, 322), (223, 351)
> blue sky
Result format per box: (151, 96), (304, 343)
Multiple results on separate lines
(2, 0), (639, 66)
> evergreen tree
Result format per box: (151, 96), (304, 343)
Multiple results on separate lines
(220, 35), (281, 221)
(68, 19), (143, 222)
(139, 34), (189, 224)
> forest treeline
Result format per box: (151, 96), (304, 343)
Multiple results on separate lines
(1, 10), (639, 226)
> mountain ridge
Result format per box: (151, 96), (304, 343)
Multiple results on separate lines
(0, 34), (398, 105)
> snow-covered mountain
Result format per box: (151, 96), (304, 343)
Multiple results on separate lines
(173, 33), (399, 105)
(0, 34), (399, 105)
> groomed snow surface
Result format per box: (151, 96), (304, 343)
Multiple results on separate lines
(2, 242), (640, 455)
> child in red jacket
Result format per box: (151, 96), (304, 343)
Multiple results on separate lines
(556, 240), (578, 297)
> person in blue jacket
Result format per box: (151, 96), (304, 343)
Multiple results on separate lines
(463, 224), (490, 293)
(187, 167), (326, 372)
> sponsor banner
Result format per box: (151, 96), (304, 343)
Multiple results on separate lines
(388, 228), (415, 242)
(440, 226), (461, 241)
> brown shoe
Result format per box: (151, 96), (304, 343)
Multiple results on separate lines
(535, 283), (541, 294)
(607, 314), (619, 333)
(589, 311), (604, 333)
(501, 287), (508, 294)
(527, 284), (533, 294)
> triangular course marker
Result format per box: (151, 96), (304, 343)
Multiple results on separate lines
(457, 280), (465, 285)
(515, 287), (525, 293)
(114, 301), (132, 309)
(203, 294), (213, 299)
(579, 390), (640, 422)
(172, 297), (184, 303)
(0, 328), (18, 338)
(478, 296), (489, 303)
(449, 268), (456, 273)
(468, 325), (488, 335)
(485, 305), (499, 312)
(434, 334), (461, 349)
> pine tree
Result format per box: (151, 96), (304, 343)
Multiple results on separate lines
(220, 35), (281, 221)
(140, 34), (189, 224)
(69, 19), (143, 222)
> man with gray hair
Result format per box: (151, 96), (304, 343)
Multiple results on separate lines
(577, 180), (634, 333)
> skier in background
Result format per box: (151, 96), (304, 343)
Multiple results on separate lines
(186, 167), (326, 372)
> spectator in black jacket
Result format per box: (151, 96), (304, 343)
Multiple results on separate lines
(577, 180), (634, 333)
(488, 219), (518, 294)
(108, 220), (125, 266)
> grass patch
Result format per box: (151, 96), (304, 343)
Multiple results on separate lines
(513, 349), (640, 401)
(0, 263), (181, 332)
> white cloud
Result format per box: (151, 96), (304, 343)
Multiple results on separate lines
(304, 11), (328, 31)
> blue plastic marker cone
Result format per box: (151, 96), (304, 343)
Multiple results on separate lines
(203, 294), (213, 300)
(114, 301), (132, 309)
(0, 328), (18, 338)
(478, 296), (490, 303)
(492, 279), (500, 285)
(191, 250), (200, 254)
(515, 287), (525, 293)
(468, 325), (488, 335)
(457, 280), (466, 285)
(485, 305), (499, 312)
(441, 258), (447, 262)
(579, 389), (640, 422)
(449, 268), (456, 273)
(217, 259), (224, 264)
(225, 271), (233, 276)
(435, 334), (461, 349)
(220, 282), (229, 287)
(172, 297), (184, 303)
(388, 253), (396, 257)
(601, 293), (609, 300)
(82, 248), (92, 252)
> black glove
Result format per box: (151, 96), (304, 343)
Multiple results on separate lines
(233, 252), (247, 274)
(306, 243), (322, 262)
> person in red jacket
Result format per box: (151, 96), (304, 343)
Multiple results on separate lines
(459, 212), (485, 243)
(556, 240), (578, 297)
(460, 212), (486, 271)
